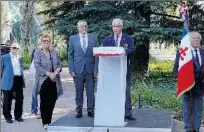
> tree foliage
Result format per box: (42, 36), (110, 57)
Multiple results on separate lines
(1, 2), (10, 29)
(37, 1), (204, 72)
(38, 1), (182, 43)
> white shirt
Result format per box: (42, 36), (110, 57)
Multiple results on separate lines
(79, 33), (88, 49)
(114, 32), (122, 47)
(10, 52), (21, 76)
(191, 47), (201, 66)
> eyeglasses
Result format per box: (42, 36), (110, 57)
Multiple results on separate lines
(42, 40), (50, 43)
(78, 25), (88, 28)
(12, 47), (19, 50)
(112, 25), (122, 28)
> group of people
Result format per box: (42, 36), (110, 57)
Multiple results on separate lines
(1, 18), (136, 130)
(1, 34), (63, 129)
(68, 19), (135, 120)
(2, 18), (204, 132)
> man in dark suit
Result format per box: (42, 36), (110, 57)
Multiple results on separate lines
(103, 18), (135, 120)
(1, 42), (25, 123)
(173, 32), (204, 132)
(68, 20), (99, 118)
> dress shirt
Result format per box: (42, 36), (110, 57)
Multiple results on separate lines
(79, 33), (88, 49)
(114, 32), (122, 47)
(10, 52), (21, 76)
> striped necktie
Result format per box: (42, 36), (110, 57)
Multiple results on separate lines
(115, 36), (119, 47)
(82, 35), (86, 53)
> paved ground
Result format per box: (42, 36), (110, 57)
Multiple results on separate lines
(1, 68), (78, 132)
(51, 108), (173, 128)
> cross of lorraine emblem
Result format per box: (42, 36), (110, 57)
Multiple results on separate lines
(179, 47), (188, 61)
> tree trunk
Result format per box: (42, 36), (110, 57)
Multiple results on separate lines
(132, 38), (149, 74)
(22, 1), (34, 52)
(132, 3), (151, 74)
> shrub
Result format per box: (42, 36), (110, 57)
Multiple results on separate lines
(57, 48), (67, 61)
(131, 59), (182, 120)
(22, 51), (31, 64)
(23, 63), (30, 70)
(21, 52), (31, 69)
(61, 60), (68, 67)
(56, 48), (68, 67)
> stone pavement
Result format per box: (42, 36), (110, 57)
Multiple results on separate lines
(1, 68), (77, 132)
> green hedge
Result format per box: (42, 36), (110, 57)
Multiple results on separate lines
(148, 60), (175, 79)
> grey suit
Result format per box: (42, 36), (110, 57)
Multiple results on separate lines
(68, 33), (99, 112)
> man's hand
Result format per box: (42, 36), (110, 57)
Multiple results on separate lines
(71, 72), (76, 77)
(94, 72), (98, 78)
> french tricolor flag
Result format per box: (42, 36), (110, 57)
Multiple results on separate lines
(177, 34), (195, 98)
(176, 4), (195, 98)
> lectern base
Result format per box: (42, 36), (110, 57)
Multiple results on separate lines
(94, 122), (128, 127)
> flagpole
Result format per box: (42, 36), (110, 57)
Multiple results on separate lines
(185, 1), (194, 132)
(179, 1), (194, 131)
(190, 91), (194, 132)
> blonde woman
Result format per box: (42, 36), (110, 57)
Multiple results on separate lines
(34, 34), (63, 128)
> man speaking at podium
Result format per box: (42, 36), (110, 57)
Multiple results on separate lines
(103, 18), (135, 120)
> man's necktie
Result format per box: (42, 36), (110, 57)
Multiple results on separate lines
(195, 49), (200, 67)
(115, 36), (119, 47)
(82, 35), (86, 53)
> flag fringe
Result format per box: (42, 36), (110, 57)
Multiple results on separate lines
(176, 82), (195, 99)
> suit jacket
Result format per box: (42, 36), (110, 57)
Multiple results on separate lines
(173, 48), (204, 96)
(103, 33), (135, 78)
(68, 33), (99, 74)
(1, 53), (25, 90)
(34, 49), (63, 97)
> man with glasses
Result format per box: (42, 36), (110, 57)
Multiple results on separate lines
(103, 18), (136, 120)
(1, 41), (25, 123)
(68, 20), (99, 118)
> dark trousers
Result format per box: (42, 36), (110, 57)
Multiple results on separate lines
(125, 77), (132, 117)
(40, 78), (57, 125)
(75, 72), (95, 113)
(2, 76), (24, 120)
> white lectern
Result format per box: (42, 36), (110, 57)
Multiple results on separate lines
(93, 47), (127, 127)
